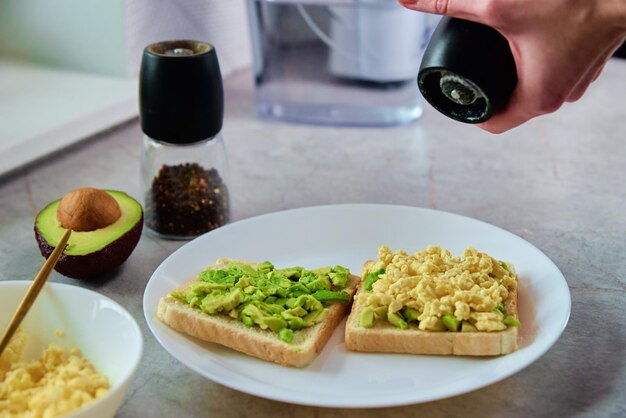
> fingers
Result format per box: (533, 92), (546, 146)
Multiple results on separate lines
(476, 92), (534, 134)
(565, 64), (604, 103)
(397, 0), (485, 21)
(477, 33), (597, 133)
(566, 37), (625, 102)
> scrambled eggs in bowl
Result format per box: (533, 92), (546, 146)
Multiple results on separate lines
(359, 245), (520, 332)
(0, 329), (109, 417)
(0, 281), (142, 418)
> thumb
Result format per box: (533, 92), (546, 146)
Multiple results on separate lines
(397, 0), (485, 21)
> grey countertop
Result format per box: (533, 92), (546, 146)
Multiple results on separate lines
(1, 59), (625, 417)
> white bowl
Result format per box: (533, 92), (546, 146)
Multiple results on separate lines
(0, 281), (143, 418)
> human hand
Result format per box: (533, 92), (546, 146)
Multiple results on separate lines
(399, 0), (626, 133)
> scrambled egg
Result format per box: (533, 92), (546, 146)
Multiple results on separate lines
(360, 245), (518, 331)
(0, 330), (109, 418)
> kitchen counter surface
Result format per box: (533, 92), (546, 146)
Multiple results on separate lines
(1, 59), (625, 417)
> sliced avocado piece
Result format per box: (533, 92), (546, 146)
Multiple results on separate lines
(387, 309), (408, 330)
(241, 303), (265, 320)
(298, 270), (317, 285)
(285, 297), (298, 309)
(241, 303), (286, 332)
(170, 290), (185, 303)
(259, 271), (293, 296)
(312, 290), (349, 303)
(461, 321), (478, 332)
(442, 313), (461, 332)
(495, 303), (506, 315)
(363, 268), (385, 291)
(260, 316), (287, 333)
(253, 300), (284, 315)
(278, 266), (303, 280)
(305, 277), (331, 292)
(503, 316), (522, 328)
(200, 288), (244, 314)
(432, 318), (447, 331)
(281, 306), (308, 318)
(360, 307), (375, 328)
(374, 306), (387, 319)
(241, 316), (254, 327)
(329, 265), (349, 287)
(279, 327), (294, 343)
(286, 282), (310, 297)
(34, 189), (143, 279)
(236, 276), (252, 288)
(229, 263), (259, 279)
(256, 261), (274, 275)
(287, 317), (305, 330)
(186, 282), (230, 294)
(312, 266), (332, 276)
(199, 269), (237, 286)
(403, 308), (420, 323)
(498, 260), (516, 275)
(303, 308), (328, 326)
(294, 294), (323, 312)
(243, 286), (257, 295)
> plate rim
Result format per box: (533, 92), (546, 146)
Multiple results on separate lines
(143, 203), (571, 408)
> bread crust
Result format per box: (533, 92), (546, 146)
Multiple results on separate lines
(157, 258), (360, 367)
(345, 261), (519, 356)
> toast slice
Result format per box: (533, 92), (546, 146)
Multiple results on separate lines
(345, 259), (519, 356)
(157, 258), (360, 367)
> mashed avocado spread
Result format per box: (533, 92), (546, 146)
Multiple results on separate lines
(171, 261), (350, 343)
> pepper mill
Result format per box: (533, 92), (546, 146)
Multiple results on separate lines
(139, 40), (231, 240)
(418, 17), (517, 123)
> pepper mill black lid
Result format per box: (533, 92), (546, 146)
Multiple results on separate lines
(418, 18), (517, 123)
(140, 40), (224, 144)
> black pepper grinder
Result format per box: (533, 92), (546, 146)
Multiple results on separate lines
(139, 40), (231, 240)
(418, 17), (517, 123)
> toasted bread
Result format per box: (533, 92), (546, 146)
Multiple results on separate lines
(157, 258), (360, 367)
(345, 260), (519, 356)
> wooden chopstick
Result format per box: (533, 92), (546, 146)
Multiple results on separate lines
(0, 228), (72, 356)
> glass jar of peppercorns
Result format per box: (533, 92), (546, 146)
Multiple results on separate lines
(139, 40), (231, 239)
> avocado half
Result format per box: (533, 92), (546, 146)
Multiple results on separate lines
(34, 190), (143, 279)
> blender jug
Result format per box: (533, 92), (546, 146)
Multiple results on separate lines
(246, 0), (434, 126)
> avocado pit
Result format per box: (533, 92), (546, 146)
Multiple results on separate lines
(57, 187), (122, 232)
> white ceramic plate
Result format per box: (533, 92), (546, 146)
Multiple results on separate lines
(143, 204), (570, 408)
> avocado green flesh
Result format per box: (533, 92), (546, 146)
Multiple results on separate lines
(403, 308), (420, 323)
(363, 268), (385, 291)
(387, 309), (408, 330)
(35, 191), (143, 255)
(172, 262), (351, 343)
(442, 313), (460, 331)
(503, 316), (521, 328)
(359, 307), (375, 328)
(461, 321), (477, 332)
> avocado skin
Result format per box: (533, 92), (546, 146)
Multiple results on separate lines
(34, 213), (143, 279)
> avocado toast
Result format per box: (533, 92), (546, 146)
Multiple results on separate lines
(157, 258), (360, 367)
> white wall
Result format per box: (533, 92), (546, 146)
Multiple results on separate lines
(0, 0), (253, 78)
(0, 0), (129, 76)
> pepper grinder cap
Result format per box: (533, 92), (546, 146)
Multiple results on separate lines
(418, 18), (517, 123)
(140, 40), (224, 144)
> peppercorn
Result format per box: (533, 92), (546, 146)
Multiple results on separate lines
(145, 163), (230, 238)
